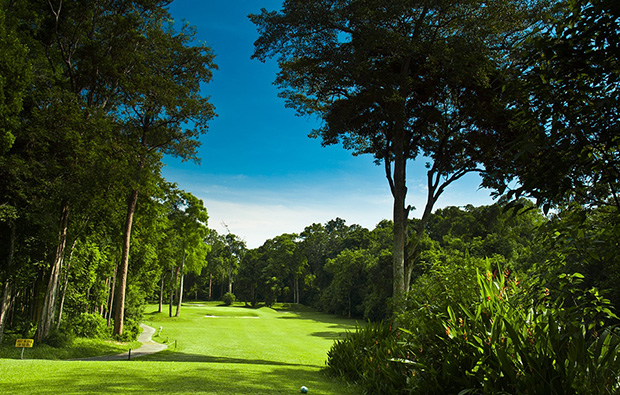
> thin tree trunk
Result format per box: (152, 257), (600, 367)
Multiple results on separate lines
(113, 188), (138, 336)
(36, 200), (70, 342)
(56, 239), (77, 329)
(175, 273), (184, 316)
(294, 276), (299, 304)
(107, 259), (117, 327)
(175, 248), (185, 317)
(389, 130), (408, 297)
(0, 282), (12, 344)
(208, 274), (212, 300)
(158, 273), (165, 313)
(0, 221), (16, 343)
(169, 266), (176, 317)
(101, 277), (109, 316)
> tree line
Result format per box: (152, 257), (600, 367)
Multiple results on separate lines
(0, 0), (216, 342)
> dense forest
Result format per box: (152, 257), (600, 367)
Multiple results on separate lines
(1, 0), (619, 393)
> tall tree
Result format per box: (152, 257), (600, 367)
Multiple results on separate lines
(0, 2), (30, 154)
(484, 0), (620, 213)
(112, 15), (216, 336)
(6, 0), (144, 342)
(251, 0), (548, 297)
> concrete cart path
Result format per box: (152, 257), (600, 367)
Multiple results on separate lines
(78, 324), (167, 361)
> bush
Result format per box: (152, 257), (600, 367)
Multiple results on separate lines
(70, 313), (108, 338)
(409, 264), (620, 394)
(114, 318), (140, 342)
(44, 328), (75, 348)
(222, 292), (236, 306)
(326, 321), (413, 395)
(329, 257), (620, 394)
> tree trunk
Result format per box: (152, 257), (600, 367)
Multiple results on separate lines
(208, 274), (212, 300)
(294, 276), (299, 304)
(158, 273), (165, 313)
(113, 189), (138, 336)
(175, 273), (184, 316)
(36, 200), (70, 342)
(169, 266), (176, 317)
(389, 129), (408, 298)
(175, 247), (185, 317)
(56, 239), (77, 329)
(107, 259), (117, 327)
(0, 281), (12, 344)
(0, 221), (16, 343)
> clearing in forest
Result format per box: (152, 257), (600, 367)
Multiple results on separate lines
(0, 303), (359, 394)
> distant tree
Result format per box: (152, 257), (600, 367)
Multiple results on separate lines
(251, 0), (550, 297)
(221, 231), (246, 295)
(167, 191), (210, 317)
(204, 229), (229, 300)
(236, 249), (262, 307)
(322, 249), (374, 318)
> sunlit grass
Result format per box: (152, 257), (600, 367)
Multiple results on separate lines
(0, 302), (360, 394)
(0, 337), (141, 360)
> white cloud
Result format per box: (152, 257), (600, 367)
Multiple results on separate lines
(196, 186), (392, 248)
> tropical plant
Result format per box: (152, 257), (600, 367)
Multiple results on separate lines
(409, 264), (620, 394)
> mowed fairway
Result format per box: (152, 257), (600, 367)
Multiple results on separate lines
(0, 303), (360, 394)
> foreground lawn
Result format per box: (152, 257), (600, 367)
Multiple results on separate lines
(0, 303), (360, 394)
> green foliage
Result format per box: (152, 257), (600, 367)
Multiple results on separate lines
(330, 255), (620, 394)
(409, 264), (620, 394)
(43, 328), (75, 348)
(221, 292), (236, 306)
(485, 0), (620, 211)
(326, 321), (412, 395)
(69, 313), (108, 339)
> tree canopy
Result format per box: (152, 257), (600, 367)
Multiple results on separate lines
(251, 0), (551, 296)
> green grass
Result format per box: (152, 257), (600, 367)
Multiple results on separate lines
(0, 302), (361, 394)
(0, 337), (141, 360)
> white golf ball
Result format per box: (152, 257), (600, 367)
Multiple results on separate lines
(300, 385), (308, 393)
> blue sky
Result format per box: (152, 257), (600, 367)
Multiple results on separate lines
(163, 0), (496, 248)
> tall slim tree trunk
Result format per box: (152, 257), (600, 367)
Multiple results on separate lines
(56, 239), (77, 329)
(294, 276), (299, 304)
(107, 259), (117, 327)
(113, 189), (138, 336)
(175, 248), (185, 317)
(101, 277), (110, 316)
(0, 219), (17, 343)
(0, 221), (15, 344)
(389, 129), (408, 298)
(208, 274), (212, 300)
(36, 200), (70, 342)
(169, 266), (176, 317)
(158, 273), (165, 313)
(0, 281), (12, 344)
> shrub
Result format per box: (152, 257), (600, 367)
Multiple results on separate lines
(44, 328), (75, 348)
(329, 257), (620, 394)
(70, 313), (108, 338)
(326, 321), (413, 395)
(222, 292), (236, 306)
(410, 265), (620, 394)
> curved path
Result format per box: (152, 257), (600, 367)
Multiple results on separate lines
(79, 324), (168, 361)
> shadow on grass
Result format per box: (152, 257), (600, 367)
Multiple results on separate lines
(140, 350), (322, 368)
(310, 331), (349, 340)
(2, 360), (356, 395)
